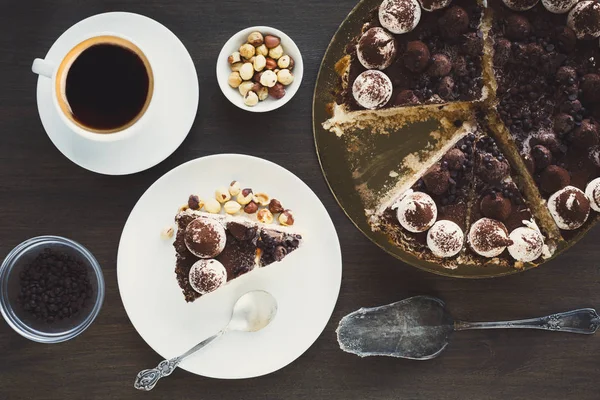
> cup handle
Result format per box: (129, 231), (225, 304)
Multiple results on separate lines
(32, 58), (55, 78)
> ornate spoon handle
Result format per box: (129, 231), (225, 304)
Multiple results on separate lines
(455, 308), (600, 334)
(134, 330), (224, 391)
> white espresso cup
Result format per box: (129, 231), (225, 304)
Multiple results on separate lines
(32, 34), (154, 142)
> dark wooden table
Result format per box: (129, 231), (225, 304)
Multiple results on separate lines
(1, 1), (599, 399)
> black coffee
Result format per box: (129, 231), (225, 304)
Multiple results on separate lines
(65, 43), (150, 131)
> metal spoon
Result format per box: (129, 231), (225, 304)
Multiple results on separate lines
(337, 296), (599, 360)
(134, 290), (278, 391)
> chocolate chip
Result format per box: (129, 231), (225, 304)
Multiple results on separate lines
(17, 248), (92, 324)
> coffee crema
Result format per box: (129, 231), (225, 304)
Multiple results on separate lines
(55, 36), (153, 133)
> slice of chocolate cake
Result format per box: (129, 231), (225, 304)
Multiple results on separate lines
(370, 122), (478, 267)
(489, 0), (600, 237)
(466, 132), (555, 267)
(174, 210), (302, 302)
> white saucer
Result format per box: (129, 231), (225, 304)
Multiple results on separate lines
(35, 12), (199, 175)
(117, 154), (342, 379)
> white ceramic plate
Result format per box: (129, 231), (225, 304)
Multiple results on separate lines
(35, 12), (199, 175)
(216, 26), (303, 112)
(117, 154), (342, 379)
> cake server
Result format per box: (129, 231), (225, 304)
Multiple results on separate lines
(337, 296), (599, 360)
(134, 290), (278, 390)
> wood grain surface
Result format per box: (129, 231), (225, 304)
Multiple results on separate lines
(0, 1), (599, 399)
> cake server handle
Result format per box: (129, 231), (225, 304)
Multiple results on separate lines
(134, 329), (224, 391)
(454, 308), (600, 334)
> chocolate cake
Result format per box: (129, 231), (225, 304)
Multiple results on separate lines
(321, 0), (600, 269)
(339, 0), (486, 111)
(174, 209), (302, 302)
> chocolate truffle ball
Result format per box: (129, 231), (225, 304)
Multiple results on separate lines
(438, 76), (455, 99)
(540, 165), (571, 194)
(480, 192), (513, 221)
(568, 1), (600, 39)
(357, 27), (398, 70)
(188, 259), (227, 295)
(548, 186), (590, 230)
(428, 54), (452, 77)
(572, 119), (599, 148)
(379, 0), (421, 34)
(560, 98), (583, 114)
(503, 0), (539, 11)
(468, 218), (513, 258)
(394, 89), (420, 105)
(505, 14), (532, 41)
(585, 177), (600, 212)
(556, 26), (577, 51)
(462, 32), (484, 56)
(443, 148), (466, 170)
(427, 220), (464, 258)
(494, 38), (512, 66)
(542, 0), (578, 14)
(554, 113), (575, 134)
(352, 70), (393, 109)
(184, 217), (227, 258)
(439, 6), (470, 38)
(508, 227), (544, 262)
(394, 191), (438, 233)
(531, 145), (553, 171)
(581, 74), (600, 102)
(423, 163), (450, 195)
(404, 41), (431, 72)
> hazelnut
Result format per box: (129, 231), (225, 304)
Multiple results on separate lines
(277, 55), (293, 69)
(256, 85), (269, 101)
(239, 63), (254, 81)
(224, 200), (242, 215)
(253, 54), (267, 72)
(257, 209), (274, 224)
(265, 57), (278, 70)
(188, 194), (203, 210)
(277, 69), (294, 86)
(268, 83), (286, 99)
(215, 187), (231, 203)
(256, 44), (268, 57)
(229, 181), (241, 196)
(278, 210), (294, 226)
(253, 72), (263, 83)
(160, 226), (174, 239)
(228, 71), (242, 88)
(237, 188), (253, 205)
(228, 51), (241, 64)
(253, 192), (270, 206)
(204, 198), (221, 214)
(230, 62), (243, 72)
(264, 35), (281, 49)
(268, 199), (284, 214)
(244, 201), (259, 214)
(247, 31), (264, 46)
(260, 70), (278, 88)
(239, 43), (255, 59)
(238, 81), (254, 97)
(269, 45), (284, 60)
(243, 90), (259, 106)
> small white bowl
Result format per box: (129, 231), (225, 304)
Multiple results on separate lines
(216, 26), (303, 112)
